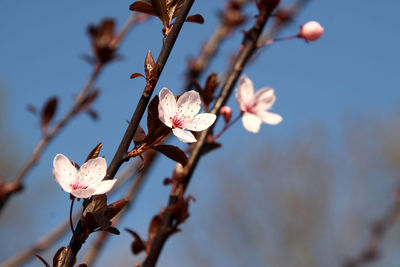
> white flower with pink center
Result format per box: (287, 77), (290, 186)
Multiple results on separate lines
(235, 75), (282, 133)
(52, 154), (116, 199)
(158, 88), (217, 143)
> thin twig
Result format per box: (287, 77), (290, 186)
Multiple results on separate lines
(184, 0), (251, 92)
(343, 188), (400, 267)
(141, 2), (280, 266)
(0, 13), (145, 213)
(60, 2), (196, 266)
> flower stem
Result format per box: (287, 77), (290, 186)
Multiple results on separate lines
(69, 196), (76, 236)
(264, 34), (298, 45)
(213, 112), (243, 141)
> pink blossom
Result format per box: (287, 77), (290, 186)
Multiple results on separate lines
(299, 21), (324, 42)
(220, 106), (232, 123)
(235, 75), (282, 133)
(52, 154), (116, 199)
(158, 88), (216, 143)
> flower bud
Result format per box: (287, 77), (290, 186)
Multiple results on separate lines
(299, 21), (324, 42)
(220, 106), (232, 123)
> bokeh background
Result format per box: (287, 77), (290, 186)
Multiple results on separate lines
(1, 0), (400, 266)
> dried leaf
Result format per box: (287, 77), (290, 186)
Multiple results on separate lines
(151, 145), (188, 166)
(35, 254), (50, 267)
(85, 142), (102, 162)
(185, 14), (204, 24)
(130, 73), (145, 79)
(52, 247), (68, 267)
(41, 97), (58, 134)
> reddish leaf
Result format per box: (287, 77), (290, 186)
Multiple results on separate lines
(151, 145), (188, 166)
(41, 97), (58, 134)
(52, 247), (68, 267)
(200, 142), (222, 156)
(144, 50), (157, 81)
(85, 142), (102, 162)
(186, 14), (204, 24)
(83, 194), (107, 216)
(144, 96), (171, 145)
(151, 0), (169, 28)
(104, 226), (120, 235)
(104, 198), (128, 220)
(88, 19), (117, 64)
(130, 73), (145, 79)
(133, 126), (146, 146)
(35, 254), (50, 267)
(129, 0), (157, 16)
(126, 228), (146, 255)
(148, 214), (162, 241)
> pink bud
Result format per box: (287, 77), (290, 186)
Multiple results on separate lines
(299, 21), (324, 42)
(220, 106), (232, 123)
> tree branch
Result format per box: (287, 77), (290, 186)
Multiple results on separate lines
(141, 2), (280, 266)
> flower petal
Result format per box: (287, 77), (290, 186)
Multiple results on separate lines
(71, 188), (96, 199)
(253, 87), (275, 111)
(172, 128), (197, 143)
(184, 113), (216, 131)
(52, 154), (77, 192)
(256, 111), (282, 125)
(92, 179), (117, 195)
(176, 90), (201, 119)
(158, 88), (177, 128)
(77, 157), (107, 187)
(235, 75), (255, 111)
(242, 112), (262, 133)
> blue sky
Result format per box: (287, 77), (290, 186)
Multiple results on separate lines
(1, 0), (400, 266)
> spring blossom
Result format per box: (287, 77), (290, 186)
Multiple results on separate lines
(299, 21), (324, 42)
(158, 88), (216, 143)
(52, 154), (116, 199)
(235, 75), (282, 133)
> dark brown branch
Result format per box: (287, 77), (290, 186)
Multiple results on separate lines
(104, 0), (195, 181)
(343, 188), (400, 267)
(0, 13), (145, 213)
(59, 2), (196, 266)
(141, 2), (280, 266)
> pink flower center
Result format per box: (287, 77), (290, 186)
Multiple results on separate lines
(71, 182), (87, 191)
(171, 115), (184, 129)
(245, 104), (254, 113)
